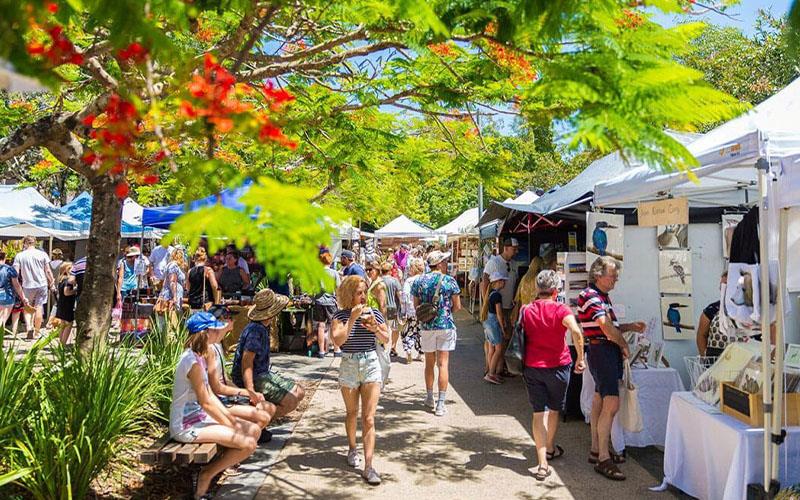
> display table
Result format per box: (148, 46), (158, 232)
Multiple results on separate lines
(660, 391), (800, 500)
(581, 366), (685, 450)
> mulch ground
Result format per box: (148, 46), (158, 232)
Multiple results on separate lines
(88, 378), (321, 500)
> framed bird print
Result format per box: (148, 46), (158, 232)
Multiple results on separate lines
(660, 296), (695, 340)
(586, 212), (625, 269)
(657, 224), (689, 249)
(658, 249), (692, 294)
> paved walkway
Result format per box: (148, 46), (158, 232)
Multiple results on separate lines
(224, 312), (679, 499)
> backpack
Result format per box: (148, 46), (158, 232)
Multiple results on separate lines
(415, 274), (443, 324)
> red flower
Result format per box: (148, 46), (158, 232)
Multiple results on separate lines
(26, 43), (45, 55)
(81, 114), (95, 127)
(262, 82), (295, 106)
(115, 181), (129, 199)
(46, 2), (58, 13)
(153, 150), (167, 162)
(142, 174), (159, 185)
(118, 42), (148, 63)
(180, 100), (198, 118)
(81, 152), (97, 165)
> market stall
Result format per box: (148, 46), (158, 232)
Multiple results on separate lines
(374, 214), (442, 248)
(438, 207), (480, 302)
(0, 185), (87, 242)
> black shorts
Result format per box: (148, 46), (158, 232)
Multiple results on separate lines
(587, 340), (623, 397)
(523, 365), (571, 412)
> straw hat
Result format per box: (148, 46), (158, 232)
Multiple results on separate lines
(248, 289), (289, 321)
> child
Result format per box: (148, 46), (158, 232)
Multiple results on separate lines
(54, 262), (77, 345)
(482, 272), (509, 384)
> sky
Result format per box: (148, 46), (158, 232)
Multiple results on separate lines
(656, 0), (792, 34)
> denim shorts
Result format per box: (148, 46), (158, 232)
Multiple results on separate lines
(523, 365), (571, 412)
(483, 313), (503, 346)
(339, 351), (382, 389)
(587, 340), (623, 397)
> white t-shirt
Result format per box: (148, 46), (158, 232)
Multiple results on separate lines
(13, 247), (50, 289)
(169, 349), (215, 438)
(150, 245), (174, 280)
(483, 254), (518, 309)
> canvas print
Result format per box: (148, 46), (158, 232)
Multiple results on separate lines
(647, 341), (666, 368)
(722, 214), (744, 260)
(586, 212), (624, 268)
(658, 250), (692, 294)
(660, 296), (695, 340)
(657, 224), (689, 249)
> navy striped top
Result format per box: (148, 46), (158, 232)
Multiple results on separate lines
(333, 308), (385, 353)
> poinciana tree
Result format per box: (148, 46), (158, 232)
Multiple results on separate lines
(0, 0), (744, 342)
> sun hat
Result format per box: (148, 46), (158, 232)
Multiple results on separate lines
(248, 289), (290, 321)
(489, 271), (509, 283)
(426, 250), (451, 266)
(126, 246), (141, 257)
(187, 311), (228, 335)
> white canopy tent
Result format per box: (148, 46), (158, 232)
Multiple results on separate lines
(375, 215), (439, 239)
(0, 185), (87, 241)
(593, 78), (800, 494)
(437, 207), (480, 237)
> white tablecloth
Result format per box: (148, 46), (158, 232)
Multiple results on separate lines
(581, 366), (685, 450)
(662, 392), (800, 500)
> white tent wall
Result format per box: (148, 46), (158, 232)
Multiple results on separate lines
(610, 223), (800, 386)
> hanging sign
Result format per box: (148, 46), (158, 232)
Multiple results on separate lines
(637, 198), (689, 226)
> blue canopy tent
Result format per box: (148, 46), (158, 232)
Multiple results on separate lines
(0, 185), (87, 240)
(141, 179), (253, 229)
(60, 191), (165, 239)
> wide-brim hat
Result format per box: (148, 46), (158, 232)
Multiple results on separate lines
(426, 250), (451, 267)
(126, 246), (141, 257)
(248, 289), (289, 321)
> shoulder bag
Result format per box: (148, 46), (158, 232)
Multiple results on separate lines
(415, 274), (443, 323)
(504, 304), (528, 376)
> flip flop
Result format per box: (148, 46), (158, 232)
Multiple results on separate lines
(533, 465), (552, 481)
(546, 445), (564, 461)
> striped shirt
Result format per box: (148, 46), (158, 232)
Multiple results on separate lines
(333, 308), (385, 353)
(577, 285), (619, 338)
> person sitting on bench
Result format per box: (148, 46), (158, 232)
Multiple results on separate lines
(189, 311), (277, 443)
(232, 289), (306, 417)
(170, 311), (261, 500)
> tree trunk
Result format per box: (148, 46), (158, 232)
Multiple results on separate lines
(75, 175), (121, 346)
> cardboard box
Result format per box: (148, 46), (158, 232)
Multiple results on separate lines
(720, 382), (800, 427)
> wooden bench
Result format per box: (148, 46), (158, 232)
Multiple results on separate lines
(139, 436), (219, 465)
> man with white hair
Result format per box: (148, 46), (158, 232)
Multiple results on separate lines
(578, 256), (645, 481)
(13, 235), (54, 339)
(412, 250), (461, 416)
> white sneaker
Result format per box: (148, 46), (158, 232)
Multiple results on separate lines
(362, 466), (381, 485)
(347, 449), (362, 468)
(424, 395), (435, 408)
(434, 401), (447, 416)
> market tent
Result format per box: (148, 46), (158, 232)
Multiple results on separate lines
(0, 185), (87, 240)
(593, 79), (800, 207)
(141, 179), (252, 229)
(477, 190), (541, 225)
(60, 191), (165, 238)
(437, 207), (480, 236)
(374, 215), (437, 238)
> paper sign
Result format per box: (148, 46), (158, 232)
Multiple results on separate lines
(637, 198), (689, 226)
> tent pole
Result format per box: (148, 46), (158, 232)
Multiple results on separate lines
(756, 163), (772, 494)
(770, 207), (788, 484)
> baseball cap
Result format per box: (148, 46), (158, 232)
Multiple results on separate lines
(503, 237), (519, 247)
(341, 249), (355, 259)
(187, 311), (228, 335)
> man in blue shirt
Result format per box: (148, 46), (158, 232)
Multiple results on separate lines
(340, 250), (367, 279)
(233, 289), (306, 417)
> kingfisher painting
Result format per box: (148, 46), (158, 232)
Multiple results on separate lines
(666, 303), (688, 333)
(592, 221), (617, 256)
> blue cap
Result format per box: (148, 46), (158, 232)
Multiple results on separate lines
(187, 311), (227, 334)
(341, 250), (355, 259)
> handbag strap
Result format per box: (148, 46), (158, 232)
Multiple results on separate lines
(431, 274), (444, 305)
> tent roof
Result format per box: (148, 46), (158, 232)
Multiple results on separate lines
(60, 191), (165, 238)
(594, 79), (800, 207)
(375, 215), (437, 238)
(141, 180), (252, 229)
(437, 207), (480, 236)
(0, 185), (86, 240)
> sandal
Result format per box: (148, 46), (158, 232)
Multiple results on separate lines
(546, 445), (564, 461)
(588, 450), (625, 464)
(532, 465), (552, 481)
(594, 458), (626, 481)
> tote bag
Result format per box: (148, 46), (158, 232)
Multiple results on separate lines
(618, 359), (643, 433)
(503, 305), (527, 376)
